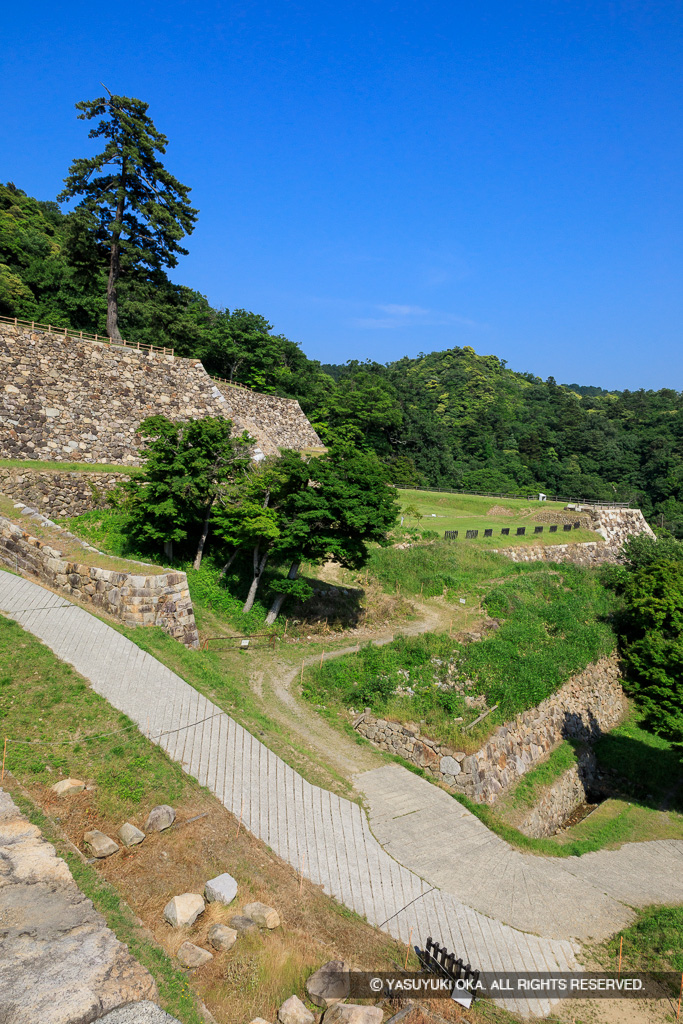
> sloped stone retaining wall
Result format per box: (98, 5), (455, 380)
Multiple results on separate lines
(0, 467), (127, 517)
(0, 514), (199, 647)
(354, 654), (627, 804)
(493, 508), (655, 567)
(517, 748), (597, 838)
(0, 321), (322, 464)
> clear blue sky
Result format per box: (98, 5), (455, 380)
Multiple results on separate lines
(2, 2), (682, 390)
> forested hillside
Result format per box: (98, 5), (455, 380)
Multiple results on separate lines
(2, 181), (682, 532)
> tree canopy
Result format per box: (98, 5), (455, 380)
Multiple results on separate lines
(58, 94), (197, 340)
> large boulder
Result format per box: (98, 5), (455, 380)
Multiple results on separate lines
(176, 941), (213, 969)
(163, 894), (205, 928)
(243, 901), (280, 929)
(51, 778), (85, 795)
(83, 830), (119, 858)
(145, 805), (175, 832)
(208, 923), (238, 951)
(118, 822), (145, 847)
(323, 1006), (383, 1024)
(306, 961), (349, 1007)
(204, 872), (238, 905)
(278, 995), (315, 1024)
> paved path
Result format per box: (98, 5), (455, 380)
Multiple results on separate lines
(0, 570), (576, 1019)
(357, 765), (683, 941)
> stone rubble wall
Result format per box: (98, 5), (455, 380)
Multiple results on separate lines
(0, 467), (129, 517)
(354, 654), (627, 804)
(517, 748), (597, 838)
(0, 789), (158, 1022)
(0, 322), (322, 464)
(493, 507), (655, 567)
(0, 513), (199, 647)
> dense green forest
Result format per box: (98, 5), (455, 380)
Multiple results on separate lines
(2, 180), (683, 533)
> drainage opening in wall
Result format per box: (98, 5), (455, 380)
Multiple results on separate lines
(554, 789), (606, 834)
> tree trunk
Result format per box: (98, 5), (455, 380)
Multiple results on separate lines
(265, 560), (300, 625)
(193, 502), (214, 570)
(242, 544), (270, 613)
(106, 158), (126, 341)
(218, 548), (240, 578)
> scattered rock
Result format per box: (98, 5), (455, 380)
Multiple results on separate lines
(243, 901), (280, 928)
(145, 804), (175, 832)
(229, 914), (258, 935)
(278, 994), (315, 1024)
(204, 871), (238, 905)
(208, 923), (238, 951)
(323, 1005), (383, 1024)
(51, 778), (85, 795)
(176, 941), (213, 969)
(83, 829), (119, 858)
(249, 1019), (273, 1024)
(163, 893), (205, 928)
(306, 960), (350, 1007)
(118, 822), (145, 846)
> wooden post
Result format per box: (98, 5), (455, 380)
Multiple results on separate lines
(618, 935), (623, 977)
(236, 796), (244, 837)
(676, 972), (683, 1019)
(404, 927), (413, 969)
(1, 737), (6, 783)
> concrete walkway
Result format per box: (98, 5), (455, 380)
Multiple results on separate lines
(357, 764), (683, 941)
(0, 570), (576, 1019)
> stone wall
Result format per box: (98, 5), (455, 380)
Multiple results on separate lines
(493, 508), (655, 566)
(517, 748), (597, 838)
(0, 514), (199, 647)
(0, 321), (322, 464)
(0, 467), (128, 517)
(353, 654), (627, 804)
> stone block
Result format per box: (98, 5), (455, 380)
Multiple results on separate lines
(145, 804), (175, 832)
(51, 778), (85, 795)
(118, 822), (145, 846)
(176, 941), (213, 968)
(243, 901), (280, 928)
(163, 893), (205, 928)
(205, 872), (238, 905)
(322, 1005), (383, 1024)
(278, 995), (315, 1024)
(306, 961), (350, 1007)
(84, 829), (119, 858)
(208, 923), (238, 951)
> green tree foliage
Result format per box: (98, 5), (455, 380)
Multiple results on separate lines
(58, 93), (197, 340)
(605, 535), (683, 744)
(122, 415), (252, 568)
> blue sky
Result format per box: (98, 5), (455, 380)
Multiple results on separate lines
(2, 1), (682, 389)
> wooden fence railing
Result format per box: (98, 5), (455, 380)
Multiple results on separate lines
(0, 314), (174, 357)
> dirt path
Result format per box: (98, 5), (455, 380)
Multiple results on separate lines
(253, 597), (459, 785)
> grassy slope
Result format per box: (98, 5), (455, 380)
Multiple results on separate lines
(397, 488), (602, 546)
(0, 457), (140, 474)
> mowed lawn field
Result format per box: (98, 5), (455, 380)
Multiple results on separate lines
(397, 489), (603, 546)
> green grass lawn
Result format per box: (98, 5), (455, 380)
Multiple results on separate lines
(397, 488), (602, 546)
(0, 457), (140, 474)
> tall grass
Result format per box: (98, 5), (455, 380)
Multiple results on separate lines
(303, 556), (617, 736)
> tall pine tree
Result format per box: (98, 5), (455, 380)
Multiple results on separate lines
(58, 91), (197, 340)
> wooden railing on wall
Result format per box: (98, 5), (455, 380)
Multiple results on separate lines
(0, 314), (174, 358)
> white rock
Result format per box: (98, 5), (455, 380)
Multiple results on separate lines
(204, 872), (238, 905)
(439, 755), (461, 777)
(278, 995), (315, 1024)
(83, 829), (119, 858)
(243, 901), (280, 928)
(118, 822), (145, 846)
(51, 778), (85, 795)
(176, 940), (213, 968)
(163, 893), (205, 928)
